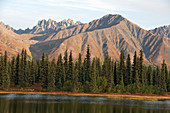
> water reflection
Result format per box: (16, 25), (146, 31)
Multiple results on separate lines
(0, 94), (169, 113)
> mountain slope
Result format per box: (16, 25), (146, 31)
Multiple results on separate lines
(29, 14), (170, 67)
(0, 14), (169, 68)
(0, 22), (38, 57)
(149, 25), (170, 39)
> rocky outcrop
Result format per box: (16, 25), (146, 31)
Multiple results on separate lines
(14, 19), (82, 34)
(149, 25), (170, 39)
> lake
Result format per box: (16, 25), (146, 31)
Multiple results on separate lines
(0, 94), (170, 113)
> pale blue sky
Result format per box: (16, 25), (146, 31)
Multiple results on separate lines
(0, 0), (169, 30)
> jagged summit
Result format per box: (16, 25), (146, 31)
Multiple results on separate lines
(150, 25), (170, 39)
(0, 22), (14, 31)
(14, 18), (82, 34)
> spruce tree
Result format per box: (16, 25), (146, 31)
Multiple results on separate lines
(15, 53), (20, 85)
(143, 65), (147, 85)
(126, 54), (132, 85)
(119, 50), (125, 87)
(78, 53), (83, 82)
(96, 58), (102, 77)
(40, 52), (45, 83)
(114, 61), (117, 85)
(73, 61), (79, 92)
(36, 60), (41, 83)
(11, 57), (16, 84)
(105, 55), (113, 92)
(85, 45), (91, 82)
(68, 51), (74, 81)
(29, 59), (35, 86)
(56, 54), (63, 89)
(135, 57), (140, 91)
(2, 51), (10, 90)
(160, 59), (167, 94)
(23, 49), (28, 86)
(156, 66), (161, 86)
(48, 58), (56, 91)
(90, 58), (97, 93)
(19, 49), (25, 87)
(147, 65), (153, 85)
(132, 51), (140, 92)
(132, 51), (137, 84)
(42, 55), (49, 89)
(139, 50), (144, 85)
(64, 50), (68, 80)
(152, 69), (156, 85)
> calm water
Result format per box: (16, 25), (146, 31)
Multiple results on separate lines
(0, 94), (170, 113)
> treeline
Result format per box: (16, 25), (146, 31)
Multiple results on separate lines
(0, 46), (170, 95)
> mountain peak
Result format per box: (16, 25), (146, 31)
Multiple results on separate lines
(15, 18), (82, 34)
(150, 25), (170, 38)
(0, 22), (14, 31)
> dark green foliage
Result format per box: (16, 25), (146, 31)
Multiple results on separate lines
(90, 58), (97, 93)
(118, 50), (125, 87)
(153, 69), (156, 85)
(96, 58), (102, 77)
(78, 53), (83, 83)
(132, 51), (137, 84)
(135, 57), (140, 91)
(68, 51), (74, 81)
(0, 47), (169, 95)
(56, 54), (65, 89)
(11, 57), (16, 83)
(147, 65), (153, 85)
(139, 50), (143, 84)
(125, 54), (132, 85)
(156, 66), (161, 86)
(73, 62), (79, 92)
(19, 49), (27, 87)
(42, 55), (49, 89)
(1, 51), (10, 90)
(29, 59), (35, 86)
(114, 61), (117, 85)
(160, 60), (167, 94)
(64, 50), (68, 80)
(15, 53), (20, 85)
(132, 51), (140, 91)
(97, 76), (107, 92)
(102, 54), (113, 92)
(48, 58), (56, 91)
(84, 45), (91, 82)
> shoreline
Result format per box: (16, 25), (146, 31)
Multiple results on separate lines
(0, 91), (170, 101)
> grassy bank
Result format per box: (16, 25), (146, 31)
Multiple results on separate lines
(0, 91), (170, 101)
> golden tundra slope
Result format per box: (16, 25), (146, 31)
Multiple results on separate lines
(30, 14), (170, 67)
(0, 14), (169, 67)
(0, 22), (38, 57)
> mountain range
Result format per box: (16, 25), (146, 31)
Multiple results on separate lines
(0, 14), (169, 68)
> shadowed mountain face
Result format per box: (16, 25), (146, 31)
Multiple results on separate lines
(0, 14), (169, 67)
(149, 25), (170, 39)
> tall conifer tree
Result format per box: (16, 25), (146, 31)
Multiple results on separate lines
(160, 59), (167, 94)
(48, 58), (56, 91)
(85, 45), (91, 82)
(119, 50), (125, 87)
(126, 54), (132, 85)
(90, 58), (97, 93)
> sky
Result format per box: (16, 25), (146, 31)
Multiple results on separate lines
(0, 0), (169, 30)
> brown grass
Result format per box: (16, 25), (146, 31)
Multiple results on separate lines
(0, 90), (170, 101)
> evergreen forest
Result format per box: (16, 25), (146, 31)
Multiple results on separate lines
(0, 46), (170, 95)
